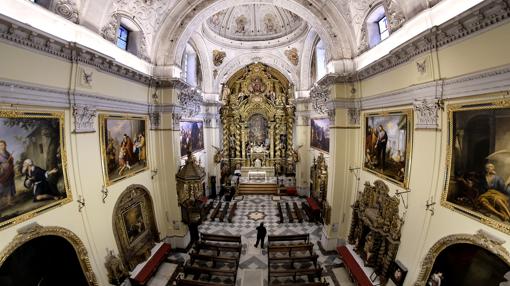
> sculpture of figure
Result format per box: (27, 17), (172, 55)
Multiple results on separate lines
(254, 158), (262, 168)
(104, 249), (128, 285)
(477, 163), (510, 221)
(212, 145), (223, 164)
(221, 86), (231, 103)
(0, 140), (15, 207)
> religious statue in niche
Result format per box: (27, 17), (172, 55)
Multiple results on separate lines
(235, 15), (247, 33)
(213, 50), (226, 67)
(264, 14), (277, 33)
(285, 47), (299, 66)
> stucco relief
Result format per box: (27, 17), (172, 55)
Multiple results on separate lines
(53, 0), (80, 23)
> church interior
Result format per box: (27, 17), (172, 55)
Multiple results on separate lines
(2, 0), (510, 285)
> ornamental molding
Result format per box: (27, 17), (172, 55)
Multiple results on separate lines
(52, 0), (80, 24)
(310, 83), (331, 114)
(72, 104), (97, 133)
(413, 98), (442, 129)
(347, 108), (361, 126)
(178, 87), (203, 118)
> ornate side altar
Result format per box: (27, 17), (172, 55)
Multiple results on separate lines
(219, 63), (296, 182)
(347, 180), (404, 285)
(308, 153), (330, 223)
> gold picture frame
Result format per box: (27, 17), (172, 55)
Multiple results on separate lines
(0, 110), (72, 230)
(363, 109), (413, 188)
(99, 114), (148, 186)
(442, 99), (510, 235)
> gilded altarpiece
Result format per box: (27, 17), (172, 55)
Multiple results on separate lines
(348, 180), (404, 285)
(220, 63), (296, 179)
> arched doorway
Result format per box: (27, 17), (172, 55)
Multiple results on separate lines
(0, 225), (98, 286)
(415, 231), (510, 286)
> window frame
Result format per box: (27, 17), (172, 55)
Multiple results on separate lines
(117, 25), (129, 51)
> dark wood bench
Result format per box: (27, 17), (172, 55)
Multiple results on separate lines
(194, 241), (242, 256)
(219, 202), (230, 222)
(277, 202), (284, 223)
(268, 243), (314, 257)
(176, 279), (234, 286)
(189, 253), (238, 266)
(268, 234), (309, 244)
(269, 268), (322, 282)
(210, 202), (222, 221)
(183, 265), (237, 279)
(301, 202), (312, 222)
(272, 282), (328, 286)
(200, 233), (242, 244)
(268, 254), (319, 268)
(286, 202), (294, 223)
(293, 202), (303, 223)
(227, 202), (237, 223)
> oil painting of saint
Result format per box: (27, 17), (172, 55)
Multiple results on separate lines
(100, 115), (148, 185)
(123, 203), (146, 244)
(363, 111), (412, 188)
(444, 102), (510, 234)
(180, 121), (204, 156)
(311, 118), (330, 152)
(0, 111), (71, 230)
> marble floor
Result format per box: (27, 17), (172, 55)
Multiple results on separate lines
(167, 195), (345, 286)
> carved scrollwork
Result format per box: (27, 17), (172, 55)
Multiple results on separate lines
(178, 87), (202, 118)
(384, 0), (406, 32)
(101, 15), (120, 43)
(414, 98), (441, 129)
(348, 108), (360, 125)
(73, 104), (97, 133)
(0, 224), (99, 285)
(310, 84), (330, 114)
(53, 0), (79, 24)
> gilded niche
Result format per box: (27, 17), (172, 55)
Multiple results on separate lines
(348, 180), (404, 285)
(219, 63), (296, 182)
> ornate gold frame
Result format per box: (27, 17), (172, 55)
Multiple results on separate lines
(0, 110), (72, 230)
(99, 114), (149, 186)
(310, 117), (330, 153)
(113, 184), (159, 271)
(362, 109), (413, 188)
(414, 230), (510, 286)
(0, 224), (98, 285)
(441, 99), (510, 234)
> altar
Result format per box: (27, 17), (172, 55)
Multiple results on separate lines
(240, 166), (275, 178)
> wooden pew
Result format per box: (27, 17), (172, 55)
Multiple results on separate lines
(293, 202), (304, 223)
(272, 282), (328, 286)
(285, 202), (294, 223)
(268, 234), (310, 244)
(219, 202), (230, 222)
(200, 233), (242, 244)
(203, 201), (214, 220)
(183, 265), (237, 279)
(267, 243), (314, 257)
(189, 253), (238, 266)
(269, 268), (322, 283)
(277, 202), (284, 223)
(301, 202), (312, 222)
(268, 254), (319, 268)
(176, 279), (234, 286)
(227, 202), (237, 223)
(210, 202), (222, 221)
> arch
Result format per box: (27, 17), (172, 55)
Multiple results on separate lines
(414, 231), (510, 285)
(112, 184), (159, 270)
(0, 224), (98, 286)
(153, 0), (355, 66)
(188, 32), (213, 92)
(300, 29), (319, 91)
(216, 53), (297, 94)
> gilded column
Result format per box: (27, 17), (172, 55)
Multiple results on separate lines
(269, 122), (274, 159)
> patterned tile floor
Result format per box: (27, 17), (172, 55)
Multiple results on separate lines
(168, 195), (344, 286)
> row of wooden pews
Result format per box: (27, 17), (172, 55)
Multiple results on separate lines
(207, 201), (237, 223)
(176, 233), (242, 286)
(267, 234), (328, 286)
(277, 201), (307, 223)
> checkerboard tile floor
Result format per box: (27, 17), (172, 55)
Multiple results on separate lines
(171, 195), (344, 286)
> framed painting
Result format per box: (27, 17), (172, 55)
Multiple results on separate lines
(363, 110), (412, 188)
(180, 121), (204, 157)
(389, 260), (408, 286)
(311, 118), (330, 153)
(0, 110), (71, 229)
(100, 115), (148, 186)
(442, 100), (510, 234)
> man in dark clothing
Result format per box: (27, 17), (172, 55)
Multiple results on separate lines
(254, 222), (267, 248)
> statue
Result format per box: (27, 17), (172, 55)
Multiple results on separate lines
(221, 86), (230, 103)
(104, 249), (128, 285)
(254, 158), (262, 168)
(211, 145), (223, 164)
(292, 145), (303, 163)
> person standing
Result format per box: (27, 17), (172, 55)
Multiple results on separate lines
(0, 140), (16, 207)
(375, 125), (388, 169)
(254, 222), (267, 248)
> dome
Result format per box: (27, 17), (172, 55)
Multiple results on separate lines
(205, 4), (307, 42)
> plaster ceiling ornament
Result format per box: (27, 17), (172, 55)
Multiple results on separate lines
(285, 47), (299, 66)
(178, 87), (202, 118)
(414, 98), (442, 129)
(213, 50), (226, 67)
(358, 25), (369, 54)
(73, 104), (97, 133)
(384, 0), (406, 32)
(310, 84), (331, 114)
(52, 0), (80, 24)
(101, 15), (120, 43)
(205, 4), (305, 42)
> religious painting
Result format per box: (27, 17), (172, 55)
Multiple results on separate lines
(311, 118), (330, 152)
(248, 114), (268, 147)
(443, 100), (510, 234)
(100, 115), (148, 186)
(389, 260), (408, 286)
(363, 110), (412, 188)
(122, 202), (146, 244)
(180, 121), (204, 157)
(0, 110), (71, 230)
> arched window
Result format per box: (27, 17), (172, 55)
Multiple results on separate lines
(115, 17), (144, 56)
(311, 39), (327, 83)
(366, 5), (389, 48)
(181, 43), (202, 87)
